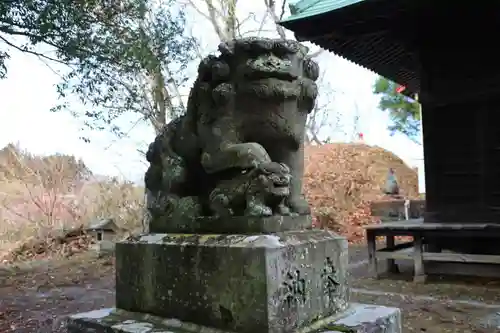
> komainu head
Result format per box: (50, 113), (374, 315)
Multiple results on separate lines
(193, 38), (320, 147)
(195, 38), (320, 112)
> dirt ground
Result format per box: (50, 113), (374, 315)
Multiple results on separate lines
(1, 246), (500, 333)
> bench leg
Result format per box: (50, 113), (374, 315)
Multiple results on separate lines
(367, 230), (379, 278)
(386, 235), (399, 274)
(413, 234), (427, 283)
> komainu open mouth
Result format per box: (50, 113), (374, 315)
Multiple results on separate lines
(244, 70), (298, 82)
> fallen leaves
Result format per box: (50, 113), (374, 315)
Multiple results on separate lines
(0, 227), (94, 264)
(304, 143), (419, 244)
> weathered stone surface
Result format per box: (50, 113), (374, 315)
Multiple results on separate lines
(321, 303), (402, 333)
(62, 303), (402, 333)
(149, 215), (312, 234)
(115, 230), (348, 333)
(144, 38), (321, 232)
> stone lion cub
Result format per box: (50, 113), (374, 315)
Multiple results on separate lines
(209, 162), (292, 217)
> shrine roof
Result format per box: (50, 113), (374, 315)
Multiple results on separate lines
(281, 0), (419, 95)
(281, 2), (500, 102)
(284, 0), (366, 22)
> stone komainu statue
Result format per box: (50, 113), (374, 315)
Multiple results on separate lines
(144, 38), (319, 229)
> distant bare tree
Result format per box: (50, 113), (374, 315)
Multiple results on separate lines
(306, 103), (329, 145)
(185, 0), (249, 42)
(349, 101), (362, 143)
(305, 73), (342, 145)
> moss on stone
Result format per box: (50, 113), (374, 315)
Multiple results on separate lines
(317, 324), (356, 332)
(116, 229), (349, 333)
(206, 254), (265, 328)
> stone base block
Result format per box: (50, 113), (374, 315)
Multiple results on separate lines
(149, 215), (312, 234)
(62, 303), (402, 333)
(319, 303), (402, 333)
(116, 230), (348, 333)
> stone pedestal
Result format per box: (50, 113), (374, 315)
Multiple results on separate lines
(116, 230), (349, 333)
(63, 303), (402, 333)
(62, 216), (402, 333)
(149, 215), (313, 234)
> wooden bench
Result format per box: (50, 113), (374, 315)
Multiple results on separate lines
(365, 219), (500, 282)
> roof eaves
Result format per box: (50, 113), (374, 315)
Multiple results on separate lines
(281, 0), (366, 24)
(289, 0), (323, 14)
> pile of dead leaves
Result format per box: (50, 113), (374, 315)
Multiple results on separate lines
(305, 143), (419, 244)
(0, 226), (94, 264)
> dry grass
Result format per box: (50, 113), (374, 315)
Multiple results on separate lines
(0, 143), (144, 262)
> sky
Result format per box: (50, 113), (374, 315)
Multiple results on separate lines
(0, 0), (425, 191)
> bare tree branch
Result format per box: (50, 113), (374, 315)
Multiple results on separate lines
(165, 65), (187, 112)
(263, 0), (287, 39)
(184, 0), (219, 21)
(279, 0), (287, 20)
(256, 10), (269, 36)
(205, 0), (229, 41)
(304, 70), (341, 144)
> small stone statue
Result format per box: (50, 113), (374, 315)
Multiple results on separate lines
(143, 38), (319, 229)
(384, 168), (400, 195)
(209, 160), (292, 217)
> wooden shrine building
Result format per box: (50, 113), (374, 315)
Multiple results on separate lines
(281, 1), (500, 226)
(281, 1), (500, 272)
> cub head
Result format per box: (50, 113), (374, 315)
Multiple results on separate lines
(256, 162), (291, 197)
